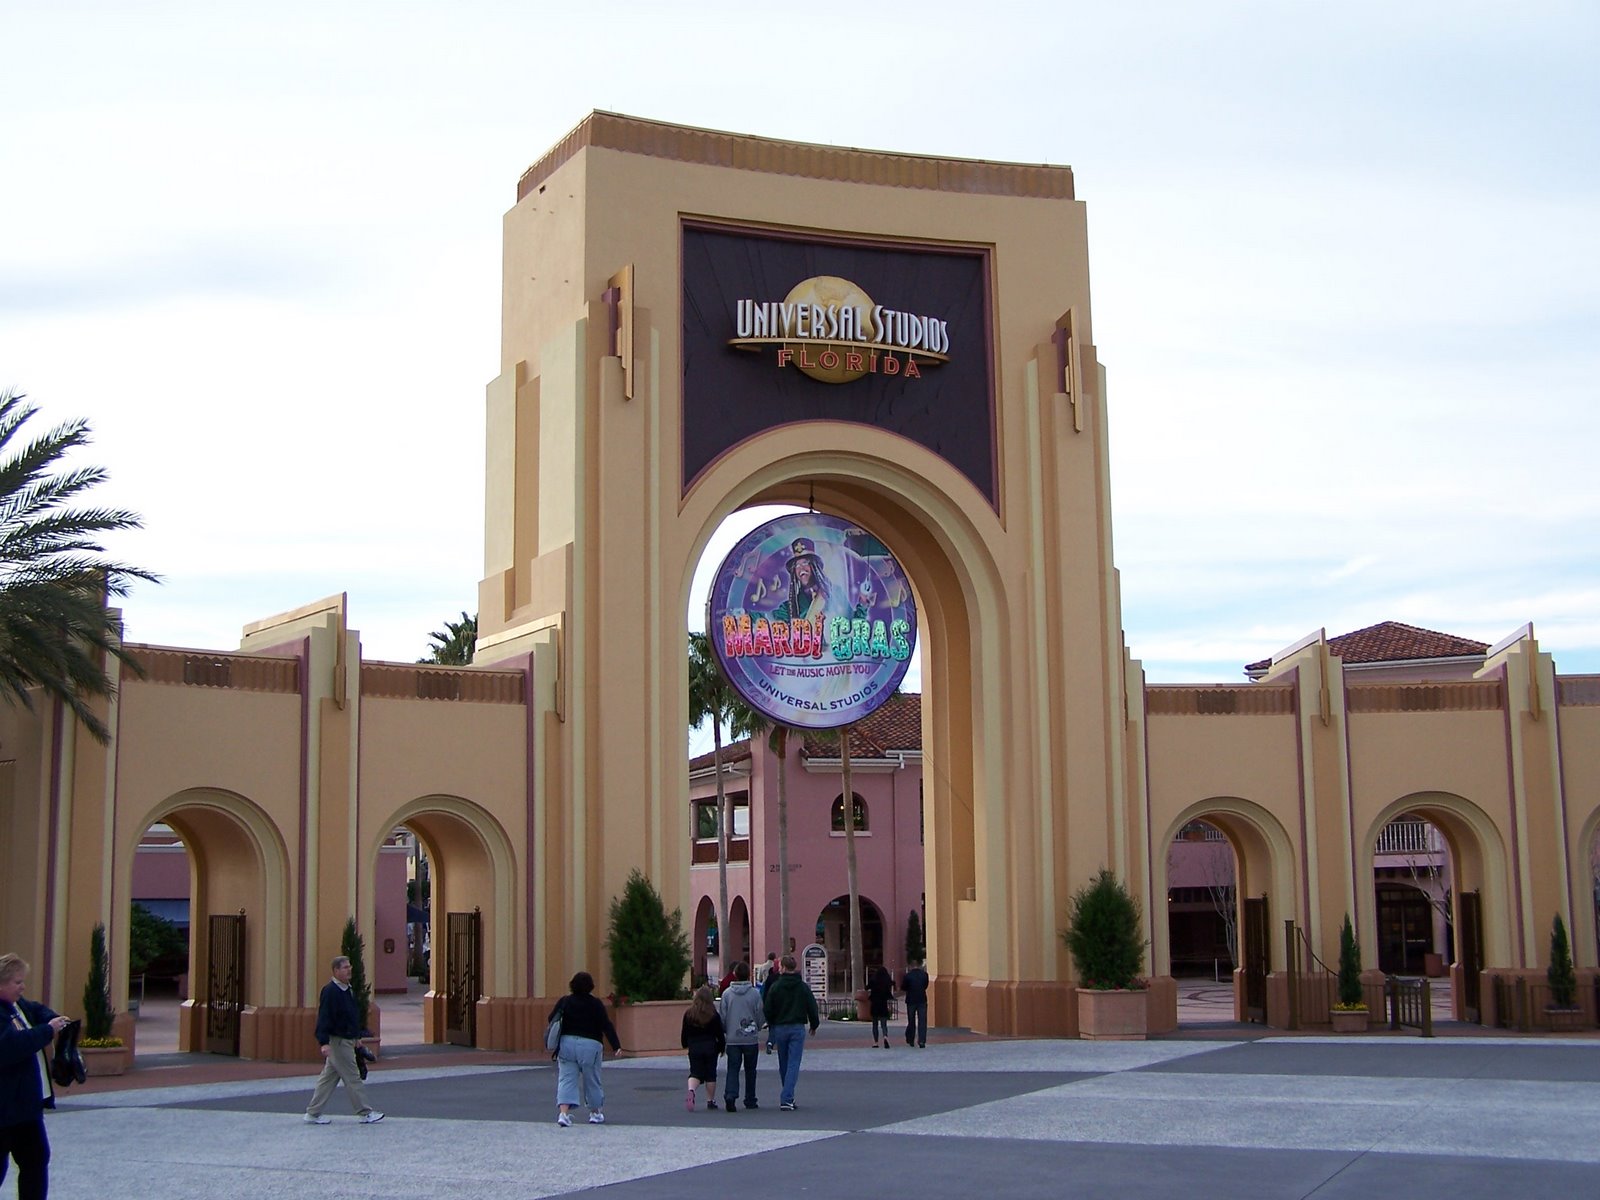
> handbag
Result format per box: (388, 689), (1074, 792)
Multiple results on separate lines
(544, 1001), (564, 1053)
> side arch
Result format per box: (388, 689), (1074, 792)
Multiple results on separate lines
(370, 795), (519, 997)
(1358, 791), (1512, 968)
(117, 788), (293, 1013)
(1576, 803), (1600, 970)
(1152, 797), (1297, 977)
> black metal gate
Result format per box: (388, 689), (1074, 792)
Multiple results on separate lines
(1458, 889), (1483, 1022)
(205, 910), (245, 1056)
(1242, 895), (1269, 1022)
(446, 908), (481, 1047)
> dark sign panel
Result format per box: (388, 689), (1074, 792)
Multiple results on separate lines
(682, 223), (996, 504)
(707, 512), (917, 730)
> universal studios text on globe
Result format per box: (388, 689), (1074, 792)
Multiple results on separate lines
(707, 512), (917, 730)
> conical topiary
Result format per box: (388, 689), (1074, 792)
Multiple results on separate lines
(1336, 913), (1364, 1009)
(606, 869), (691, 1001)
(1548, 914), (1577, 1009)
(1062, 869), (1145, 990)
(83, 921), (117, 1040)
(905, 909), (925, 964)
(341, 917), (372, 1030)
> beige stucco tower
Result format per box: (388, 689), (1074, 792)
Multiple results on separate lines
(475, 112), (1129, 1033)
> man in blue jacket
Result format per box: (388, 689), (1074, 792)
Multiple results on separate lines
(303, 955), (384, 1124)
(1, 952), (72, 1200)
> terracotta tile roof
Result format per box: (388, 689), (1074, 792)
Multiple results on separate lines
(688, 740), (753, 773)
(1245, 621), (1490, 672)
(800, 693), (922, 758)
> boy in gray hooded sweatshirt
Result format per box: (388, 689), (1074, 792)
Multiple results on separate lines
(718, 961), (766, 1111)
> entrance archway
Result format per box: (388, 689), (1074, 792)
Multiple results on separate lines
(368, 795), (515, 1045)
(118, 788), (291, 1057)
(816, 894), (886, 995)
(1361, 792), (1509, 1021)
(1371, 812), (1453, 976)
(682, 432), (1016, 1024)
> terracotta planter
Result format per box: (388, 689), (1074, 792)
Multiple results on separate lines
(1330, 1008), (1369, 1033)
(610, 999), (688, 1052)
(82, 1044), (132, 1076)
(1076, 987), (1147, 1040)
(1545, 1005), (1582, 1033)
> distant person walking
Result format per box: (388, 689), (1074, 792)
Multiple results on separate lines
(867, 965), (895, 1047)
(304, 955), (383, 1125)
(719, 961), (766, 1111)
(1, 953), (73, 1200)
(550, 972), (622, 1127)
(762, 954), (819, 1111)
(681, 985), (725, 1111)
(900, 959), (929, 1048)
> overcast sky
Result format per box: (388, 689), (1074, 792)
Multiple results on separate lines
(5, 2), (1596, 685)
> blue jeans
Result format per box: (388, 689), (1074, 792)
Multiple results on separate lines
(724, 1043), (759, 1104)
(905, 999), (927, 1046)
(771, 1024), (807, 1105)
(556, 1035), (604, 1110)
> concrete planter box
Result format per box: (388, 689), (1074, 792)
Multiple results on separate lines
(1330, 1008), (1369, 1033)
(82, 1044), (132, 1076)
(1076, 988), (1147, 1040)
(611, 1000), (688, 1052)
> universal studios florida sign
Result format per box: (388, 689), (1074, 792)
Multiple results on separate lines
(708, 512), (918, 730)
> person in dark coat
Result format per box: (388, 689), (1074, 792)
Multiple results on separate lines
(762, 954), (819, 1111)
(1, 953), (72, 1200)
(867, 965), (895, 1047)
(550, 972), (622, 1126)
(304, 955), (383, 1124)
(900, 959), (930, 1048)
(681, 984), (726, 1111)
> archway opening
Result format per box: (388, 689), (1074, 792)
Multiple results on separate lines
(816, 894), (885, 995)
(379, 799), (512, 1047)
(1165, 819), (1236, 982)
(1372, 812), (1453, 978)
(369, 826), (429, 1047)
(128, 822), (193, 1055)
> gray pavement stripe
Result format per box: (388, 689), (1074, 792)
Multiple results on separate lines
(57, 1063), (538, 1108)
(607, 1039), (1236, 1072)
(878, 1070), (1600, 1163)
(40, 1106), (841, 1200)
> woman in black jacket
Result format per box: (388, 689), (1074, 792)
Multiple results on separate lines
(867, 965), (895, 1047)
(1, 953), (72, 1200)
(549, 972), (621, 1127)
(680, 984), (725, 1111)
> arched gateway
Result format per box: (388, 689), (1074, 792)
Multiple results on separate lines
(3, 114), (1597, 1054)
(470, 113), (1127, 1035)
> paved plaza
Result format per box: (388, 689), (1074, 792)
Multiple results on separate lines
(13, 1028), (1600, 1199)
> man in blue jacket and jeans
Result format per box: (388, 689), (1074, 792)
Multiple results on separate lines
(304, 955), (384, 1124)
(761, 954), (819, 1111)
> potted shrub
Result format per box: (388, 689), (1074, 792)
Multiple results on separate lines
(1330, 913), (1368, 1032)
(81, 922), (131, 1075)
(605, 869), (691, 1051)
(341, 917), (381, 1048)
(1545, 914), (1580, 1032)
(1062, 869), (1149, 1039)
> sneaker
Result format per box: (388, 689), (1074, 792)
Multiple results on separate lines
(360, 1111), (385, 1124)
(744, 1099), (759, 1109)
(707, 1098), (718, 1110)
(588, 1111), (605, 1125)
(724, 1099), (737, 1112)
(780, 1101), (796, 1111)
(557, 1112), (572, 1127)
(685, 1088), (696, 1112)
(303, 1114), (331, 1125)
(883, 1041), (890, 1048)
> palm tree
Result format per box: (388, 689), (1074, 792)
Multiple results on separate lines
(420, 611), (477, 664)
(687, 631), (766, 974)
(840, 721), (864, 998)
(0, 389), (154, 743)
(767, 720), (801, 955)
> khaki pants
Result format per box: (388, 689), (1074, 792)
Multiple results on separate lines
(306, 1036), (373, 1116)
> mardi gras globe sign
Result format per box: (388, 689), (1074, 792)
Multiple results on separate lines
(707, 513), (918, 730)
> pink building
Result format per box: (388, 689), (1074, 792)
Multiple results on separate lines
(689, 694), (923, 995)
